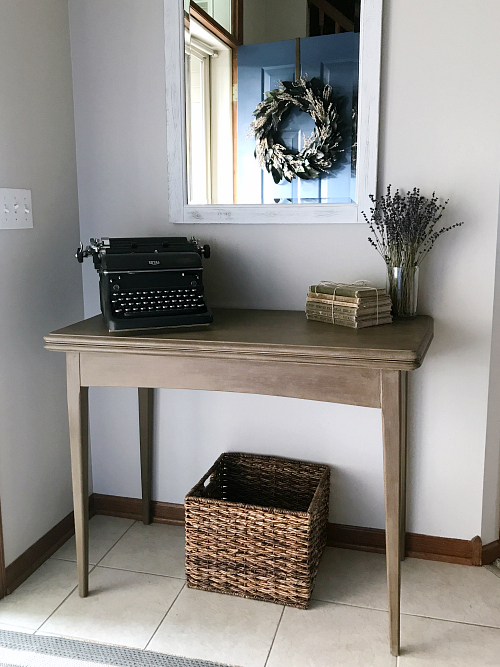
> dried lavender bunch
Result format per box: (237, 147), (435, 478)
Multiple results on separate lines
(363, 186), (463, 269)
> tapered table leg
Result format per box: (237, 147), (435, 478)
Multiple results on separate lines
(138, 388), (154, 525)
(66, 352), (89, 597)
(381, 370), (402, 657)
(0, 495), (6, 600)
(400, 371), (408, 561)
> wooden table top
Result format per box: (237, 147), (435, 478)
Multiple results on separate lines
(44, 309), (433, 370)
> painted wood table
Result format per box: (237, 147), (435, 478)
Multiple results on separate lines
(44, 309), (433, 656)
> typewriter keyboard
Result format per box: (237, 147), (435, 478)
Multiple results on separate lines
(111, 288), (206, 318)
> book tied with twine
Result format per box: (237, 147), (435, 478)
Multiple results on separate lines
(306, 282), (393, 328)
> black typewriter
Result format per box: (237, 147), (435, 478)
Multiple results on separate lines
(76, 236), (213, 331)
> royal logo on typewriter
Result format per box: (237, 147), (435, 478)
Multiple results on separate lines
(76, 237), (212, 331)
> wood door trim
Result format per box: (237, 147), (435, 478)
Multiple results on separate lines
(231, 0), (243, 44)
(232, 46), (238, 203)
(190, 2), (241, 48)
(308, 0), (355, 32)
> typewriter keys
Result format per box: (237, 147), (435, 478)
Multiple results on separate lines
(76, 236), (213, 331)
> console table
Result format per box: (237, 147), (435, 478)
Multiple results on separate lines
(44, 309), (433, 656)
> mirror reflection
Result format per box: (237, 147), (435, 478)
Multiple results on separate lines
(185, 0), (360, 205)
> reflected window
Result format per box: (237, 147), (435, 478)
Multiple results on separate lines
(186, 19), (233, 204)
(193, 0), (232, 34)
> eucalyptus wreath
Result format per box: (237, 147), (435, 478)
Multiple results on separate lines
(249, 76), (344, 184)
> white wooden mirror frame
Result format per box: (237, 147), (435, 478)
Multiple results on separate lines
(165, 0), (383, 224)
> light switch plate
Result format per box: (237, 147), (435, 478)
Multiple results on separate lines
(0, 188), (33, 229)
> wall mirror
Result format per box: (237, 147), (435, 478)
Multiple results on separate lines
(165, 0), (382, 223)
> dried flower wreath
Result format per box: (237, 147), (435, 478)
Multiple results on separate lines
(249, 76), (344, 184)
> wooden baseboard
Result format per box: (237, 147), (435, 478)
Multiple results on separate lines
(96, 494), (493, 567)
(3, 492), (498, 598)
(4, 497), (96, 596)
(327, 523), (485, 566)
(6, 512), (76, 595)
(327, 523), (386, 554)
(482, 537), (500, 565)
(93, 494), (185, 525)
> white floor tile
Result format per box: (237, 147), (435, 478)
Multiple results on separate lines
(399, 614), (500, 666)
(6, 532), (500, 666)
(51, 515), (134, 565)
(0, 620), (36, 634)
(0, 560), (78, 632)
(401, 558), (500, 627)
(147, 586), (283, 667)
(98, 522), (185, 579)
(484, 563), (500, 579)
(267, 600), (396, 667)
(37, 566), (184, 649)
(313, 546), (388, 610)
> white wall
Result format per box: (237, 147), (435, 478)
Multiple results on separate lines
(482, 189), (500, 540)
(70, 0), (500, 542)
(379, 0), (500, 543)
(243, 0), (307, 45)
(0, 0), (83, 565)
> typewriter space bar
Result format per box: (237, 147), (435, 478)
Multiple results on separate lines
(123, 308), (203, 318)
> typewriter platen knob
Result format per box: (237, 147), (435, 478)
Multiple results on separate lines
(202, 244), (211, 259)
(76, 242), (85, 263)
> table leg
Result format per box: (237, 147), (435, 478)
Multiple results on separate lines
(138, 388), (154, 525)
(66, 352), (89, 597)
(0, 495), (6, 600)
(400, 371), (408, 561)
(381, 370), (402, 657)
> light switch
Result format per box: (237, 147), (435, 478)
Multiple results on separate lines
(0, 188), (33, 229)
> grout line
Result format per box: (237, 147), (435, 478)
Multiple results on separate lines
(400, 611), (500, 631)
(143, 582), (186, 650)
(0, 621), (37, 635)
(313, 597), (500, 632)
(50, 518), (136, 567)
(94, 564), (185, 580)
(263, 605), (285, 667)
(311, 597), (387, 613)
(93, 519), (137, 567)
(31, 567), (96, 636)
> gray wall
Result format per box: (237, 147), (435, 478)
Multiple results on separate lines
(244, 0), (307, 44)
(0, 0), (83, 565)
(69, 0), (500, 542)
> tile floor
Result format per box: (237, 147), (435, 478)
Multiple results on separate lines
(0, 515), (499, 666)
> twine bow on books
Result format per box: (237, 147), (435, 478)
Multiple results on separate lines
(311, 281), (382, 324)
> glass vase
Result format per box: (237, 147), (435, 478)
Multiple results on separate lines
(387, 265), (419, 318)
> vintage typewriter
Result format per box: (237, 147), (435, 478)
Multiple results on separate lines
(76, 236), (213, 331)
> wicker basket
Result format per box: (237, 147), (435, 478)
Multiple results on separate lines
(185, 452), (330, 609)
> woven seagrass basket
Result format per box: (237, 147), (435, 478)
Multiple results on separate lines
(184, 452), (330, 609)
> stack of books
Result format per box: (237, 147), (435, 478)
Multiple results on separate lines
(306, 283), (393, 328)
